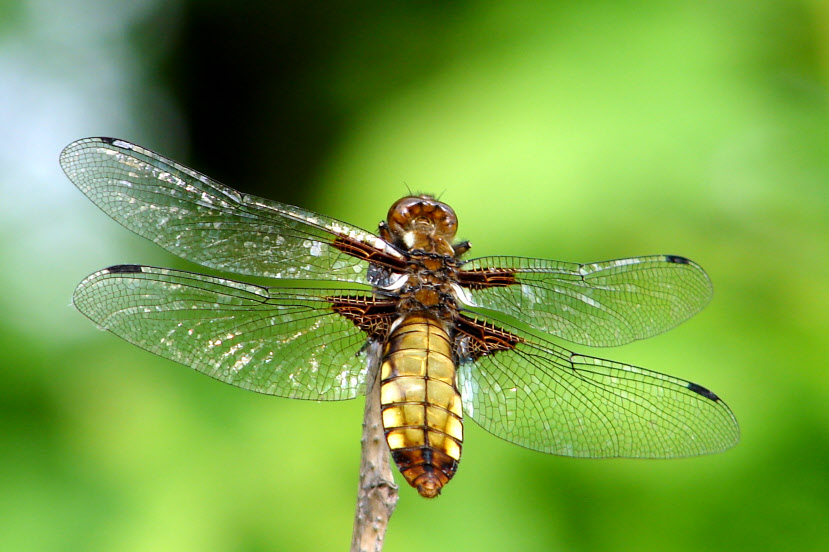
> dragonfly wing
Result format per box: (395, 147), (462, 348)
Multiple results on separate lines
(73, 265), (395, 400)
(61, 138), (404, 283)
(458, 255), (713, 347)
(456, 315), (739, 458)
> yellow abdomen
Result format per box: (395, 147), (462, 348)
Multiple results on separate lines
(380, 314), (463, 498)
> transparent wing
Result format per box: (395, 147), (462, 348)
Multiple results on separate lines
(459, 255), (713, 347)
(73, 265), (376, 400)
(457, 316), (738, 458)
(61, 138), (403, 283)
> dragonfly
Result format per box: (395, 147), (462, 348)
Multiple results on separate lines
(63, 137), (739, 498)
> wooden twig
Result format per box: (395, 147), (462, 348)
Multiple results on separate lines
(350, 341), (399, 552)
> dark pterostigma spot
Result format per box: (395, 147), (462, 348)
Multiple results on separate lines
(100, 137), (117, 145)
(687, 382), (720, 401)
(665, 255), (691, 265)
(106, 264), (144, 274)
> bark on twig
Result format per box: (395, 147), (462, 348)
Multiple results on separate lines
(350, 341), (399, 552)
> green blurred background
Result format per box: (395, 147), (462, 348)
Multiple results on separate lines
(1, 1), (827, 551)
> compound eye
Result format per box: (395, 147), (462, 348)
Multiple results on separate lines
(437, 212), (458, 239)
(386, 196), (420, 235)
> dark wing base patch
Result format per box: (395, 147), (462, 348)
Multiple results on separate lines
(329, 295), (398, 341)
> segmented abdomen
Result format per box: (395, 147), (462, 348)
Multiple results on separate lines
(380, 314), (463, 498)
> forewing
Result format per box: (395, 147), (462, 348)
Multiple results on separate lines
(73, 265), (383, 400)
(456, 316), (739, 458)
(459, 255), (713, 347)
(61, 138), (404, 283)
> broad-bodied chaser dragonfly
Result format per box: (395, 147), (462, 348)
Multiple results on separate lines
(63, 138), (739, 498)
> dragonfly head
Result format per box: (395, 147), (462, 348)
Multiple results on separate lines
(386, 195), (458, 254)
